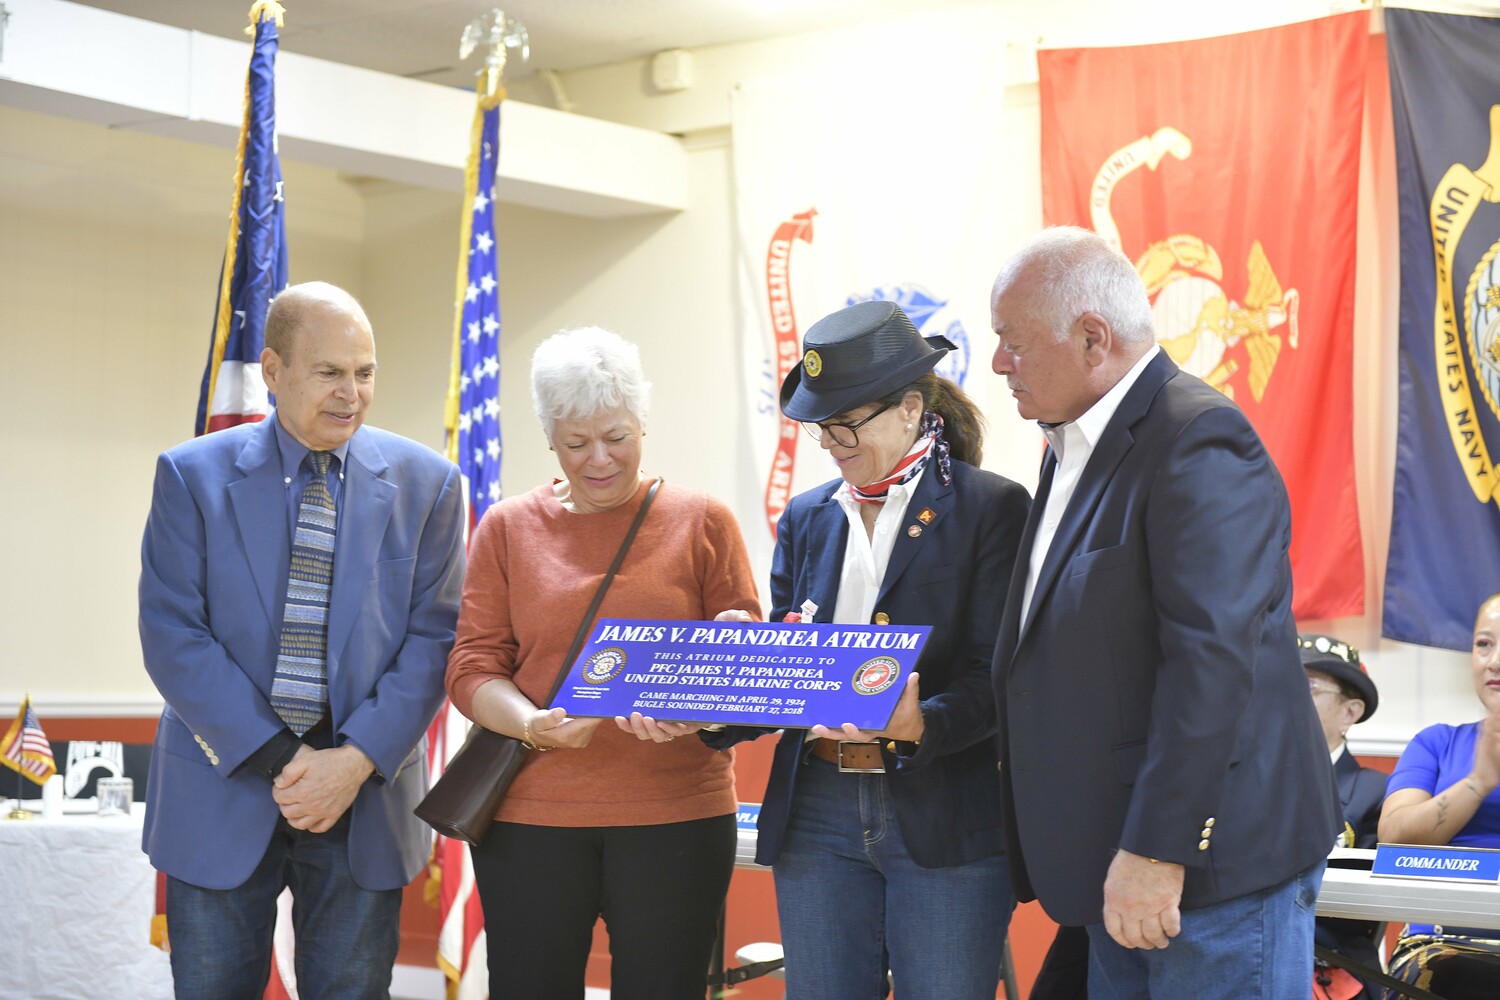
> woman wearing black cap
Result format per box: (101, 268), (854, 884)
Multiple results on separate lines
(692, 300), (1028, 998)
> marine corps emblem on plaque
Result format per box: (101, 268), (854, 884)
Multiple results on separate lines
(852, 656), (900, 696)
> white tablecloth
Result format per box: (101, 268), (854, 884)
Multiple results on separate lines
(1, 809), (173, 1000)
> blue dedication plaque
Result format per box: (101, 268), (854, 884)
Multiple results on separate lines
(550, 618), (932, 730)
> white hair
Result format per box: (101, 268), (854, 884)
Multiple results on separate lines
(993, 226), (1156, 344)
(530, 326), (652, 438)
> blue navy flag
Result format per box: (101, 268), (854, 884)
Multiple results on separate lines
(195, 1), (289, 436)
(1383, 8), (1500, 650)
(445, 98), (503, 524)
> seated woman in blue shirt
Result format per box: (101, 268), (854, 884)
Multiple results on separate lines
(1378, 591), (1500, 999)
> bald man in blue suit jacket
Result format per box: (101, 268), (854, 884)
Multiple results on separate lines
(138, 283), (464, 1000)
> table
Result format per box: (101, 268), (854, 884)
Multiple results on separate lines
(735, 820), (767, 871)
(1318, 850), (1500, 931)
(740, 835), (1500, 931)
(732, 832), (1500, 998)
(1, 809), (173, 1000)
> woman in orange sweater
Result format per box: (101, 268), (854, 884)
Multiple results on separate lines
(445, 326), (762, 999)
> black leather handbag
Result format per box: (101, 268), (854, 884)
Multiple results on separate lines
(414, 477), (661, 844)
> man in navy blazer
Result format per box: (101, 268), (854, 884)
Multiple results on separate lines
(138, 283), (465, 999)
(988, 228), (1341, 998)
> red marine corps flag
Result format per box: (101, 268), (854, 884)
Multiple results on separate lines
(1039, 12), (1369, 621)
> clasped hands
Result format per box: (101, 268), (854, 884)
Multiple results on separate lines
(1470, 711), (1500, 794)
(272, 744), (376, 833)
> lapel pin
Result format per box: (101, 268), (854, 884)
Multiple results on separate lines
(907, 524), (923, 537)
(917, 507), (936, 524)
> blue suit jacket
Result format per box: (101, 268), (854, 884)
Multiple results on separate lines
(138, 414), (465, 891)
(714, 460), (1030, 868)
(992, 352), (1341, 925)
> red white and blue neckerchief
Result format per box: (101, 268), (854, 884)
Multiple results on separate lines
(852, 411), (952, 503)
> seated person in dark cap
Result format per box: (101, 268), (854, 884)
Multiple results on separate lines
(1299, 633), (1385, 999)
(624, 300), (1032, 999)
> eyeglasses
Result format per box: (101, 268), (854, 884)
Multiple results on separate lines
(1308, 680), (1345, 699)
(801, 399), (897, 448)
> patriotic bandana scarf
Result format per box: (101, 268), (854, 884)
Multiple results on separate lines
(851, 411), (952, 503)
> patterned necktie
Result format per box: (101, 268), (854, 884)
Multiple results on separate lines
(270, 451), (336, 734)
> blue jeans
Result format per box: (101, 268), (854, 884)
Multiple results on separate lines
(773, 756), (1014, 1000)
(165, 814), (402, 1000)
(1086, 861), (1325, 1000)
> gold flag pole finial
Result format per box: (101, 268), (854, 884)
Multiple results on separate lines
(460, 8), (529, 104)
(245, 0), (286, 34)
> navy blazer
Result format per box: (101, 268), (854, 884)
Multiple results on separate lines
(1335, 747), (1387, 851)
(138, 414), (466, 891)
(992, 352), (1341, 926)
(713, 460), (1030, 869)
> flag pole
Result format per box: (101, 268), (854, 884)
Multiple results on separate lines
(434, 13), (528, 995)
(7, 764), (24, 820)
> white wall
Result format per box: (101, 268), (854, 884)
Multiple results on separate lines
(0, 104), (365, 711)
(355, 131), (754, 502)
(0, 0), (1484, 750)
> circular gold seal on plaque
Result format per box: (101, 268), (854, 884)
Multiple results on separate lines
(803, 349), (824, 379)
(582, 647), (627, 684)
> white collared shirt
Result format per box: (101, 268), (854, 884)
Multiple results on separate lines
(1020, 346), (1161, 626)
(831, 466), (926, 625)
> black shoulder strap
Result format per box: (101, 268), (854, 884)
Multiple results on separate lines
(543, 477), (662, 705)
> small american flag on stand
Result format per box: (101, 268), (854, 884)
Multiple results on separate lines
(2, 696), (57, 786)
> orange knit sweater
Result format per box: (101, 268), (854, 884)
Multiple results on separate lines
(446, 478), (763, 827)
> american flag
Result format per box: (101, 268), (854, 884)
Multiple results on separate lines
(194, 0), (288, 437)
(2, 696), (56, 786)
(432, 92), (506, 1000)
(447, 99), (504, 522)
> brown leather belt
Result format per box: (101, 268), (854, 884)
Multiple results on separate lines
(809, 739), (885, 773)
